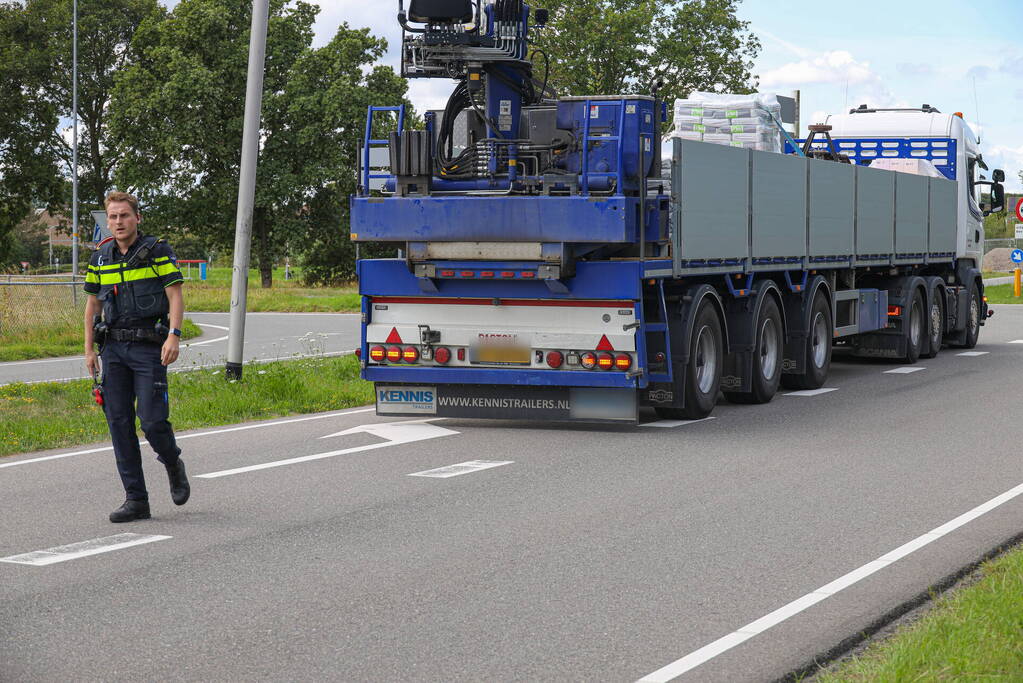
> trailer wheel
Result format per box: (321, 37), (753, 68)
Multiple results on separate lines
(781, 291), (832, 390)
(725, 295), (783, 404)
(655, 300), (723, 420)
(902, 289), (925, 364)
(921, 292), (944, 359)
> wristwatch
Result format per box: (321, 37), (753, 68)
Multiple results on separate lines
(171, 328), (182, 337)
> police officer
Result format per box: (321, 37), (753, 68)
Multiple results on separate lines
(84, 191), (190, 523)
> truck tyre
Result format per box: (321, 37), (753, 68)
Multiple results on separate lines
(656, 301), (723, 420)
(781, 291), (831, 390)
(921, 291), (944, 359)
(902, 289), (925, 364)
(725, 296), (783, 404)
(960, 282), (981, 349)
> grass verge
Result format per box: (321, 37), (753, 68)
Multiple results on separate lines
(0, 354), (372, 457)
(182, 266), (360, 312)
(818, 546), (1023, 681)
(984, 283), (1023, 304)
(0, 318), (202, 362)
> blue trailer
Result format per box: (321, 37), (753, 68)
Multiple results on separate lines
(352, 1), (1002, 423)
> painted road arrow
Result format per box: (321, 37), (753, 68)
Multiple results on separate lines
(196, 420), (460, 479)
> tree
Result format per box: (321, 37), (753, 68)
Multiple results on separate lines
(23, 0), (165, 212)
(531, 0), (760, 104)
(111, 0), (410, 288)
(0, 2), (63, 265)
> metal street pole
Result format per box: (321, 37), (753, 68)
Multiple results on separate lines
(71, 0), (79, 277)
(225, 0), (270, 381)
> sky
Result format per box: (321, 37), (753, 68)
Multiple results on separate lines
(160, 0), (1023, 191)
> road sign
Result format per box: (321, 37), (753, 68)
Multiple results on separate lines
(90, 210), (111, 242)
(1011, 249), (1023, 264)
(1017, 224), (1023, 239)
(1016, 197), (1023, 223)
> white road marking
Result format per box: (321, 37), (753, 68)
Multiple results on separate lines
(640, 418), (715, 428)
(0, 357), (84, 367)
(409, 460), (513, 478)
(956, 351), (989, 356)
(197, 323), (230, 331)
(0, 533), (171, 567)
(783, 388), (838, 397)
(0, 350), (356, 388)
(1008, 340), (1023, 344)
(636, 479), (1023, 682)
(883, 366), (925, 374)
(0, 407), (376, 469)
(196, 421), (459, 478)
(185, 335), (229, 347)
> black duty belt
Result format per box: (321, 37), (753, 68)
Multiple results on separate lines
(107, 328), (166, 343)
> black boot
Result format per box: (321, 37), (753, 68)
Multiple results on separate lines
(166, 458), (190, 506)
(110, 499), (151, 523)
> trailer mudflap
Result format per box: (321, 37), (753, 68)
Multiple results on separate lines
(375, 383), (638, 424)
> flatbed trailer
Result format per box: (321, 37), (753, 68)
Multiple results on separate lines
(353, 1), (1004, 423)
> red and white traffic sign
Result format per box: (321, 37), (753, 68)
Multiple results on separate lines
(1015, 197), (1023, 223)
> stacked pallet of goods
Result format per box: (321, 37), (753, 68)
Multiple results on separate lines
(666, 91), (784, 153)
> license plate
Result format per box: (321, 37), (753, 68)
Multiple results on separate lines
(470, 346), (531, 365)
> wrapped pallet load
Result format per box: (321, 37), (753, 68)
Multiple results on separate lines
(666, 91), (784, 153)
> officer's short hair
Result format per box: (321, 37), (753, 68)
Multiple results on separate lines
(105, 191), (140, 216)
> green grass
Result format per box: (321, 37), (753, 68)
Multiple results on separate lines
(0, 319), (202, 362)
(182, 266), (360, 312)
(983, 271), (1013, 278)
(984, 283), (1023, 304)
(0, 354), (373, 457)
(818, 547), (1023, 681)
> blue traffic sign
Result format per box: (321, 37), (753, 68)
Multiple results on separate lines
(1012, 249), (1023, 263)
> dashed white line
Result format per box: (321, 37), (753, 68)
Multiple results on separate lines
(640, 418), (716, 428)
(883, 366), (925, 374)
(956, 351), (989, 357)
(783, 388), (838, 397)
(0, 406), (376, 469)
(637, 478), (1023, 682)
(0, 533), (171, 566)
(409, 460), (513, 478)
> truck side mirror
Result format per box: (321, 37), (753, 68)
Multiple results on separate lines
(993, 169), (1005, 183)
(982, 180), (1006, 215)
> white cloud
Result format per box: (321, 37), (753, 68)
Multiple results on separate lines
(984, 144), (1023, 192)
(761, 50), (897, 109)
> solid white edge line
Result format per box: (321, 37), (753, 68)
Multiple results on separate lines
(196, 323), (230, 330)
(186, 335), (229, 347)
(196, 441), (393, 478)
(0, 406), (376, 469)
(955, 351), (989, 356)
(1009, 340), (1023, 344)
(0, 533), (172, 566)
(637, 479), (1023, 682)
(783, 388), (838, 397)
(0, 350), (355, 387)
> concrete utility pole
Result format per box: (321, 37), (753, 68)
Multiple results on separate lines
(225, 0), (270, 381)
(71, 0), (79, 277)
(791, 89), (800, 139)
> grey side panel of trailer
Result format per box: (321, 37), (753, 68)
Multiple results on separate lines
(855, 165), (895, 260)
(894, 173), (929, 258)
(674, 139), (750, 263)
(751, 151), (807, 260)
(928, 177), (957, 259)
(808, 161), (855, 258)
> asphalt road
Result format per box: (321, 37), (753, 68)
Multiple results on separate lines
(0, 312), (361, 386)
(3, 306), (1023, 681)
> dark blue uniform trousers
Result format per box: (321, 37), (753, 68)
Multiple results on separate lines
(101, 340), (181, 502)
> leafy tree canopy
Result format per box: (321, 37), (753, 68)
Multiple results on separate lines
(111, 0), (409, 287)
(531, 0), (760, 104)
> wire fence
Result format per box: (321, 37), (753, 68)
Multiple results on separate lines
(0, 276), (85, 341)
(984, 238), (1022, 255)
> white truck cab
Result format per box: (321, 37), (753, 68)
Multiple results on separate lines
(820, 105), (1004, 270)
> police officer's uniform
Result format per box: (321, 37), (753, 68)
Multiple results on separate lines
(84, 233), (186, 509)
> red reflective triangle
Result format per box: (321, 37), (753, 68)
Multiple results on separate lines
(385, 327), (403, 344)
(596, 334), (615, 351)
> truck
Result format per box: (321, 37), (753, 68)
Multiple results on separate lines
(351, 0), (1006, 423)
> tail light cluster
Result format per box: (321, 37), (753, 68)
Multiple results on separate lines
(368, 345), (633, 370)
